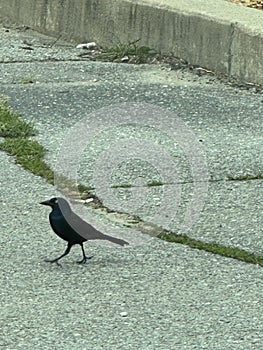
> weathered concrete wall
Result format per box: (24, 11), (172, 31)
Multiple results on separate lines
(231, 25), (263, 84)
(0, 0), (262, 85)
(0, 0), (114, 42)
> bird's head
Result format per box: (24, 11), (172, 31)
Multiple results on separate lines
(40, 197), (59, 208)
(40, 197), (72, 214)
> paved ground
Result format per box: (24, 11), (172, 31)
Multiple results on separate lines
(0, 26), (263, 350)
(1, 0), (263, 85)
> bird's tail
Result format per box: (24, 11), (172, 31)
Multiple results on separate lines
(103, 234), (129, 246)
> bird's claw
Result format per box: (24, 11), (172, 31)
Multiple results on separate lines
(76, 256), (93, 264)
(44, 258), (62, 267)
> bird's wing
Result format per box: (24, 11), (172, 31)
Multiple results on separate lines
(67, 211), (108, 240)
(66, 211), (128, 245)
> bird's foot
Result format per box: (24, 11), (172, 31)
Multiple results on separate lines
(44, 258), (62, 267)
(76, 256), (93, 264)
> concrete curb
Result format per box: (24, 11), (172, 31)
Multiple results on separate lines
(0, 0), (262, 85)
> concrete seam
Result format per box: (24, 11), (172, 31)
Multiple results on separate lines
(228, 22), (236, 77)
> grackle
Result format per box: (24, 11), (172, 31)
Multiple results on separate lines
(40, 197), (128, 266)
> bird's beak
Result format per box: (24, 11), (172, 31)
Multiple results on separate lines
(40, 200), (51, 206)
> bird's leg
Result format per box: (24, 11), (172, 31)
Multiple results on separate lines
(44, 243), (72, 267)
(76, 243), (93, 264)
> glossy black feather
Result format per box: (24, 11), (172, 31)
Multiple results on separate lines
(40, 197), (128, 266)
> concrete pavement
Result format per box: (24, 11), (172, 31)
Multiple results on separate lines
(0, 25), (263, 350)
(0, 0), (263, 85)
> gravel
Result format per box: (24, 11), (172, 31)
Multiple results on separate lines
(228, 0), (263, 10)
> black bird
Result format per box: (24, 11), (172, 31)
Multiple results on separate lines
(40, 197), (128, 266)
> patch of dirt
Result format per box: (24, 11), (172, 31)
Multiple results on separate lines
(228, 0), (263, 10)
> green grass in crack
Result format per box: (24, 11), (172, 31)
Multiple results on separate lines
(0, 100), (36, 138)
(227, 174), (263, 181)
(159, 233), (263, 266)
(0, 138), (54, 184)
(0, 99), (262, 267)
(147, 180), (163, 187)
(97, 39), (155, 63)
(111, 183), (132, 188)
(0, 98), (54, 184)
(0, 138), (45, 158)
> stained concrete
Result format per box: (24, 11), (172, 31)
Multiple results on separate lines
(0, 0), (263, 84)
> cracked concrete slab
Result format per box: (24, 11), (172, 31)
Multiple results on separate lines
(0, 26), (262, 350)
(0, 0), (263, 84)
